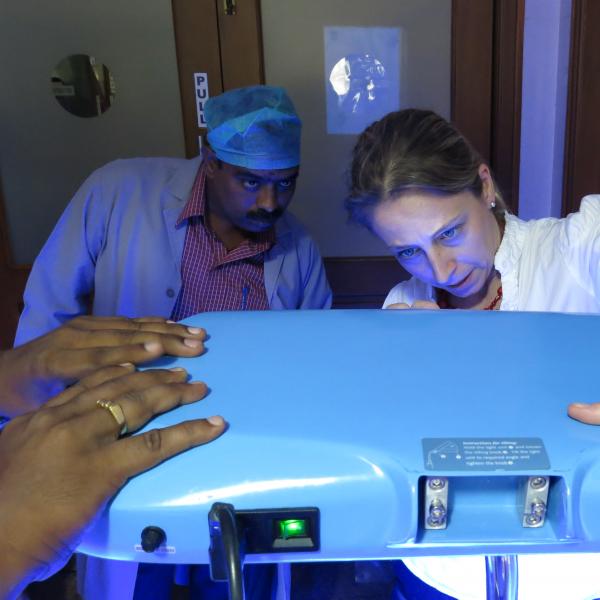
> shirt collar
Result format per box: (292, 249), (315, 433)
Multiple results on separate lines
(494, 211), (528, 276)
(176, 162), (208, 226)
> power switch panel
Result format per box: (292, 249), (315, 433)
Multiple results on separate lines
(236, 507), (320, 554)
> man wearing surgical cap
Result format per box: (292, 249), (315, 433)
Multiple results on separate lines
(14, 85), (331, 599)
(16, 84), (331, 341)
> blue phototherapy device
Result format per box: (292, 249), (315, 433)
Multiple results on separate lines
(78, 310), (600, 599)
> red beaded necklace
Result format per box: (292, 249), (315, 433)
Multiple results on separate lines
(484, 285), (503, 311)
(437, 285), (503, 311)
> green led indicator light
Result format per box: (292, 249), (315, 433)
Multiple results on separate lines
(278, 519), (307, 539)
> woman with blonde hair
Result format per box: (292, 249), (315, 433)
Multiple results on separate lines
(346, 108), (600, 599)
(347, 109), (599, 315)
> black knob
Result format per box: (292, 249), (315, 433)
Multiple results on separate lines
(140, 526), (166, 553)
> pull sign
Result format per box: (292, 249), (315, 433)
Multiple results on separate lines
(224, 0), (236, 15)
(194, 73), (209, 129)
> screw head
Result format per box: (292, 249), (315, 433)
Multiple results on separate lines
(531, 500), (546, 516)
(427, 515), (446, 527)
(429, 478), (446, 490)
(526, 514), (541, 526)
(530, 477), (547, 489)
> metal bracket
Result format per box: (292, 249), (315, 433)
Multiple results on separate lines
(521, 476), (549, 528)
(424, 476), (449, 530)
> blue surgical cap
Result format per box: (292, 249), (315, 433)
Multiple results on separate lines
(205, 85), (301, 170)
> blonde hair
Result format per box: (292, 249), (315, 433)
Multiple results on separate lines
(345, 109), (506, 227)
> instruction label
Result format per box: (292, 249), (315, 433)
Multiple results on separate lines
(422, 437), (550, 471)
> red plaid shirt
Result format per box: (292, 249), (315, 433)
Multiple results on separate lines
(170, 163), (274, 320)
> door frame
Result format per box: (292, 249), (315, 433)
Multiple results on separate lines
(0, 186), (30, 348)
(563, 0), (600, 215)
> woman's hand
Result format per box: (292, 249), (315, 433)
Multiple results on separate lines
(1, 316), (207, 417)
(568, 402), (600, 425)
(385, 300), (441, 310)
(0, 366), (225, 598)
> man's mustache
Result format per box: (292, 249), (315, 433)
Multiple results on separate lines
(246, 208), (284, 225)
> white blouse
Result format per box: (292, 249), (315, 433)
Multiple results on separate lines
(384, 195), (600, 599)
(383, 194), (600, 313)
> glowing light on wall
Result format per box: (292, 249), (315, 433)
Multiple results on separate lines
(324, 26), (400, 134)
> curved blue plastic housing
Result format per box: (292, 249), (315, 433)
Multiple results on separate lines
(77, 309), (600, 564)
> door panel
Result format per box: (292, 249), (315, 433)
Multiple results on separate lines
(452, 2), (494, 163)
(172, 0), (223, 158)
(0, 193), (29, 348)
(563, 0), (600, 214)
(217, 0), (264, 89)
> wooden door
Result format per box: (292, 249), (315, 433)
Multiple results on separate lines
(0, 188), (29, 348)
(563, 0), (600, 215)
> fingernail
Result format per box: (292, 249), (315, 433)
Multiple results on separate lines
(166, 320), (176, 324)
(207, 415), (224, 426)
(571, 403), (589, 408)
(187, 326), (203, 335)
(119, 362), (135, 368)
(170, 367), (187, 373)
(183, 338), (203, 348)
(144, 341), (163, 353)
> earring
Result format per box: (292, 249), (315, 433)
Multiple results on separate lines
(490, 201), (496, 209)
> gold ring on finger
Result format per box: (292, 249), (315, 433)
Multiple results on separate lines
(96, 399), (128, 436)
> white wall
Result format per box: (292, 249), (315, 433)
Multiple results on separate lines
(0, 1), (185, 263)
(519, 0), (572, 219)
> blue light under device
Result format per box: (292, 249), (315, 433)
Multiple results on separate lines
(78, 310), (600, 566)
